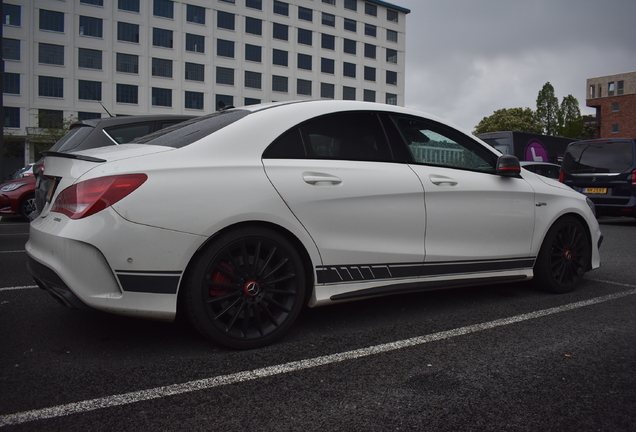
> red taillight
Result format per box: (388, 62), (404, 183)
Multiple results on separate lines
(632, 170), (636, 187)
(36, 160), (45, 176)
(558, 170), (564, 183)
(51, 174), (147, 219)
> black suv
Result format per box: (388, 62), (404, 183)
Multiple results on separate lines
(560, 138), (636, 218)
(34, 115), (195, 215)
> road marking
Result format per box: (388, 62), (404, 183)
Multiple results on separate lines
(0, 285), (38, 292)
(1, 284), (635, 427)
(0, 250), (26, 254)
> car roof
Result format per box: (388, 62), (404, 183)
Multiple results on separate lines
(72, 114), (196, 128)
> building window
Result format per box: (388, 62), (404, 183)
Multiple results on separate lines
(78, 112), (101, 120)
(153, 28), (173, 48)
(184, 62), (204, 81)
(79, 16), (103, 37)
(117, 22), (139, 42)
(216, 94), (233, 110)
(185, 91), (204, 110)
(387, 9), (398, 22)
(78, 80), (102, 101)
(298, 28), (312, 46)
(365, 3), (377, 16)
(4, 73), (20, 94)
(245, 44), (262, 62)
(38, 109), (63, 128)
(187, 5), (205, 24)
(364, 89), (375, 102)
(118, 0), (140, 12)
(39, 9), (64, 32)
(273, 49), (288, 66)
(219, 0), (235, 3)
(152, 87), (172, 107)
(3, 4), (21, 26)
(298, 53), (312, 71)
(245, 17), (263, 35)
(323, 0), (336, 5)
(321, 82), (335, 99)
(245, 71), (262, 89)
(364, 66), (376, 82)
(343, 86), (356, 100)
(322, 13), (335, 27)
(79, 48), (102, 69)
(386, 70), (397, 85)
(273, 23), (289, 41)
(611, 124), (619, 134)
(217, 39), (235, 58)
(364, 43), (376, 59)
(297, 79), (312, 96)
(343, 39), (356, 55)
(322, 33), (335, 50)
(81, 0), (104, 5)
(216, 67), (234, 85)
(299, 7), (312, 22)
(153, 0), (174, 18)
(116, 84), (138, 103)
(116, 53), (139, 73)
(39, 43), (64, 65)
(386, 93), (397, 105)
(39, 76), (63, 98)
(321, 58), (334, 74)
(272, 75), (288, 92)
(186, 34), (205, 53)
(274, 1), (289, 16)
(611, 102), (620, 112)
(365, 23), (376, 37)
(2, 38), (20, 60)
(344, 0), (357, 11)
(617, 81), (624, 95)
(152, 58), (173, 77)
(343, 62), (356, 78)
(387, 29), (398, 42)
(386, 48), (397, 63)
(608, 82), (615, 97)
(217, 11), (235, 30)
(344, 18), (356, 32)
(598, 84), (602, 98)
(245, 98), (261, 106)
(589, 85), (595, 99)
(246, 0), (262, 10)
(4, 107), (20, 128)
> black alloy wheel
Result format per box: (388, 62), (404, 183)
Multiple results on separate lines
(534, 216), (591, 293)
(184, 227), (306, 349)
(19, 194), (36, 221)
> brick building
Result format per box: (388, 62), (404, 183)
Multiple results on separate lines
(586, 71), (636, 138)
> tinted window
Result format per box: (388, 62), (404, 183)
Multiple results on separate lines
(563, 140), (635, 174)
(105, 123), (153, 144)
(48, 125), (94, 152)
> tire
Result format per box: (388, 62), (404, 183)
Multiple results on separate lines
(19, 193), (36, 221)
(183, 227), (306, 349)
(533, 216), (591, 293)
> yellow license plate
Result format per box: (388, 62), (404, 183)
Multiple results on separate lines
(585, 188), (607, 194)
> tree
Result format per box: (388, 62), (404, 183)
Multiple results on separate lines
(536, 82), (560, 135)
(557, 95), (583, 138)
(473, 107), (544, 135)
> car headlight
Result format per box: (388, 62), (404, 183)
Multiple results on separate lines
(1, 183), (26, 192)
(586, 197), (596, 217)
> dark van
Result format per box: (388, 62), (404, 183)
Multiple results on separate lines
(560, 138), (636, 218)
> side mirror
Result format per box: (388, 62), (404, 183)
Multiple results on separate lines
(496, 155), (521, 177)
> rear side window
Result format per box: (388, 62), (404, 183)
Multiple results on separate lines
(48, 125), (94, 152)
(563, 140), (635, 173)
(105, 123), (153, 144)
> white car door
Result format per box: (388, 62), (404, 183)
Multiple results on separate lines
(262, 112), (426, 284)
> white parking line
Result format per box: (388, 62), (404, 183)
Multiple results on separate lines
(1, 283), (635, 427)
(0, 285), (38, 292)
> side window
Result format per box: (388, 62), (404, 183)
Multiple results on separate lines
(263, 128), (307, 159)
(105, 123), (153, 144)
(391, 115), (496, 172)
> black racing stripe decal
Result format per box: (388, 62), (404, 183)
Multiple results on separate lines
(115, 271), (182, 294)
(316, 258), (535, 284)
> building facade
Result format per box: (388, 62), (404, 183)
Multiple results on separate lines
(2, 0), (409, 138)
(586, 71), (636, 139)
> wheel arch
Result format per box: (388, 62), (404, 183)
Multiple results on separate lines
(540, 211), (595, 271)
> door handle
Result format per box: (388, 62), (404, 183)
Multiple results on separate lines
(302, 172), (342, 185)
(429, 174), (457, 186)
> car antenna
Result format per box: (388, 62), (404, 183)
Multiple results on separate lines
(84, 85), (114, 117)
(217, 101), (235, 111)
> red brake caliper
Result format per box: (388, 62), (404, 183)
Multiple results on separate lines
(209, 261), (233, 296)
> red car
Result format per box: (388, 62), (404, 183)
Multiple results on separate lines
(0, 176), (36, 220)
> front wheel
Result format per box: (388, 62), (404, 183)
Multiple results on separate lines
(183, 227), (306, 349)
(534, 216), (591, 293)
(19, 193), (36, 221)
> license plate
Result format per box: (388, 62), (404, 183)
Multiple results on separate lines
(585, 188), (607, 194)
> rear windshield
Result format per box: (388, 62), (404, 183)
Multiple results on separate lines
(133, 110), (250, 148)
(47, 125), (94, 152)
(562, 140), (635, 173)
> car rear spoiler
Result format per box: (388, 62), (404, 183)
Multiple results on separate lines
(41, 151), (107, 163)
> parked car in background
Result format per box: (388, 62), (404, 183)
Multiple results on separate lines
(0, 176), (36, 220)
(27, 100), (601, 349)
(560, 138), (636, 218)
(11, 163), (35, 179)
(520, 161), (561, 179)
(34, 115), (195, 214)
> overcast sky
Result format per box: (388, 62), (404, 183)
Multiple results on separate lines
(396, 0), (636, 133)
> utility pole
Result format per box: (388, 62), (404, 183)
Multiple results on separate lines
(0, 3), (6, 181)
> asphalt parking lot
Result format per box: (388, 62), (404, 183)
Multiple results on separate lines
(1, 214), (635, 431)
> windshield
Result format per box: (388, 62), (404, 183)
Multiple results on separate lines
(47, 125), (94, 152)
(133, 110), (250, 148)
(562, 140), (634, 174)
